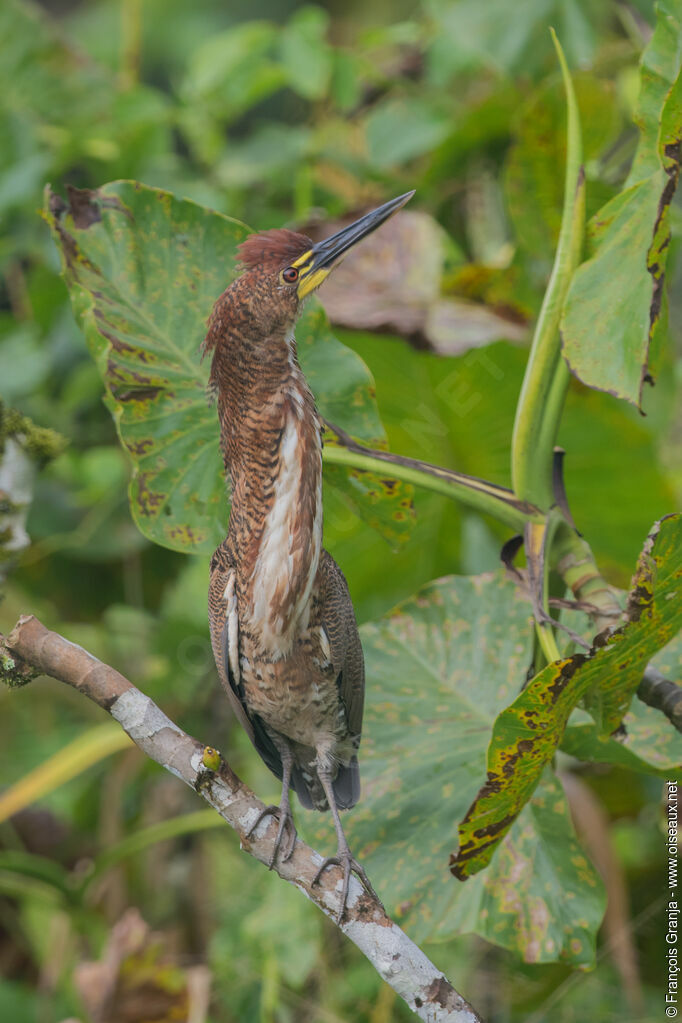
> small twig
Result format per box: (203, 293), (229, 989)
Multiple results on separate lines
(1, 615), (482, 1023)
(545, 617), (590, 652)
(547, 596), (619, 617)
(636, 666), (682, 734)
(499, 539), (591, 653)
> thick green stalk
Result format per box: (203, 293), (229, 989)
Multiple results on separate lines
(511, 31), (585, 510)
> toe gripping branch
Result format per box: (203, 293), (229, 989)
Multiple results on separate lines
(247, 803), (297, 868)
(312, 845), (382, 926)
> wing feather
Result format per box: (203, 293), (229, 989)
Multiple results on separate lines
(319, 550), (365, 740)
(208, 545), (284, 781)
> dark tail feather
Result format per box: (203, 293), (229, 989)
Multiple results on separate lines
(333, 756), (360, 810)
(291, 766), (316, 810)
(291, 758), (360, 811)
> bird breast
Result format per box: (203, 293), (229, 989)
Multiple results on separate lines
(245, 409), (322, 658)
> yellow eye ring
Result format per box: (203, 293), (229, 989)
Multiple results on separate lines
(282, 266), (299, 284)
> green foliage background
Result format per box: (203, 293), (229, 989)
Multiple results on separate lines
(0, 0), (680, 1021)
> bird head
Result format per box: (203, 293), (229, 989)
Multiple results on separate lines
(233, 191), (415, 336)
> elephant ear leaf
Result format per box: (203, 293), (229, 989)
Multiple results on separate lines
(306, 571), (605, 967)
(45, 180), (413, 554)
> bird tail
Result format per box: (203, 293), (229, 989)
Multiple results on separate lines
(291, 757), (360, 812)
(332, 756), (360, 809)
(291, 767), (317, 809)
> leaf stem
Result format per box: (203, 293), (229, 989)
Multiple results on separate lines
(323, 425), (539, 532)
(524, 513), (563, 663)
(536, 622), (562, 664)
(511, 31), (584, 509)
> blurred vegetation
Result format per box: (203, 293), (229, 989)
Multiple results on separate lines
(0, 0), (680, 1021)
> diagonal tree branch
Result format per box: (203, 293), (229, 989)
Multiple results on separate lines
(1, 615), (483, 1023)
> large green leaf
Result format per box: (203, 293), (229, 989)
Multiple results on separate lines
(45, 180), (413, 554)
(306, 571), (604, 965)
(453, 514), (682, 880)
(560, 0), (682, 408)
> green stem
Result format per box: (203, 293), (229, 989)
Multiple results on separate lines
(536, 620), (561, 663)
(511, 31), (584, 509)
(323, 436), (538, 532)
(538, 511), (563, 662)
(525, 513), (563, 663)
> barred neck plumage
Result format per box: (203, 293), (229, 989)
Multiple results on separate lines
(207, 304), (323, 658)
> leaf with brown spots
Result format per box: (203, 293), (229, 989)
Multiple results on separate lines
(44, 181), (413, 553)
(453, 514), (682, 880)
(561, 0), (682, 408)
(305, 570), (604, 965)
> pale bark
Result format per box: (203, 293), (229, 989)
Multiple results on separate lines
(1, 614), (483, 1023)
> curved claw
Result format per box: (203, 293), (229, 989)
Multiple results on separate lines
(273, 807), (297, 864)
(312, 851), (381, 924)
(247, 804), (297, 869)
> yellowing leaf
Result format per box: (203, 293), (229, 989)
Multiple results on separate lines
(453, 514), (682, 880)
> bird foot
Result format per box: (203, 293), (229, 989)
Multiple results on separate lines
(247, 804), (297, 868)
(312, 846), (381, 924)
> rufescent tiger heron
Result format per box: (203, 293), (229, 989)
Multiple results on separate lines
(204, 191), (414, 921)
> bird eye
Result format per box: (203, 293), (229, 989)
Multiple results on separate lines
(282, 266), (299, 283)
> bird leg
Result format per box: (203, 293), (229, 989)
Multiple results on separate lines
(246, 744), (297, 868)
(312, 767), (381, 924)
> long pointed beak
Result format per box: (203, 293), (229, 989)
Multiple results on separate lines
(294, 190), (415, 299)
